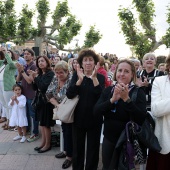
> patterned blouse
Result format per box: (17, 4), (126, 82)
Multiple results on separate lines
(46, 74), (72, 103)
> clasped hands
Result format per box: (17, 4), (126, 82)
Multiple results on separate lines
(15, 63), (38, 78)
(136, 76), (149, 87)
(11, 95), (17, 101)
(110, 83), (130, 103)
(76, 62), (100, 85)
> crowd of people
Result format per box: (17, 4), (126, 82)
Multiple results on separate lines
(0, 46), (170, 170)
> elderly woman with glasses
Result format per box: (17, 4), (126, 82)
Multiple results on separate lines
(46, 60), (73, 169)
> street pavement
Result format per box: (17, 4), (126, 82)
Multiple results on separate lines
(0, 124), (102, 170)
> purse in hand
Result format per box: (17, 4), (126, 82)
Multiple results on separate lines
(53, 95), (79, 123)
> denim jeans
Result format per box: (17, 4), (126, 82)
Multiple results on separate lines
(26, 98), (39, 135)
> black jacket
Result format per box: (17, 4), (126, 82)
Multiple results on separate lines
(94, 85), (147, 144)
(66, 71), (105, 129)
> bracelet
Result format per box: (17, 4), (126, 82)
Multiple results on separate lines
(125, 98), (131, 103)
(21, 70), (25, 74)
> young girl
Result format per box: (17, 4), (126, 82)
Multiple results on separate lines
(8, 84), (28, 143)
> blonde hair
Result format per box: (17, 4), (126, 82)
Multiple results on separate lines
(143, 53), (156, 62)
(54, 60), (69, 72)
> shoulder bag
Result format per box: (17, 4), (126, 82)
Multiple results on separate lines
(131, 87), (162, 152)
(53, 95), (79, 123)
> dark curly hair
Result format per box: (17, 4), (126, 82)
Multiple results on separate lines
(77, 49), (100, 68)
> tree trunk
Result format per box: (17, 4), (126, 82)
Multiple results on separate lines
(34, 36), (43, 56)
(151, 41), (163, 52)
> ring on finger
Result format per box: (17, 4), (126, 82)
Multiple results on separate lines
(122, 87), (125, 91)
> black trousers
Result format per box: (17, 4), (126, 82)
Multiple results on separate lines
(102, 137), (116, 170)
(72, 123), (102, 170)
(62, 122), (73, 157)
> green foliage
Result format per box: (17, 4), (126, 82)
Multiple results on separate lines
(52, 0), (69, 26)
(84, 25), (102, 48)
(0, 0), (102, 51)
(15, 4), (34, 44)
(162, 5), (170, 47)
(36, 0), (49, 28)
(118, 0), (170, 59)
(0, 0), (17, 42)
(57, 14), (81, 47)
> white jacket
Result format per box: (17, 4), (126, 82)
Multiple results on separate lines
(151, 75), (170, 154)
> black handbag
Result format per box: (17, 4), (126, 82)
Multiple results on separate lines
(31, 91), (47, 111)
(131, 87), (162, 152)
(135, 113), (161, 152)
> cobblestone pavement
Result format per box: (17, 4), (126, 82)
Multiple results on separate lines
(0, 124), (103, 170)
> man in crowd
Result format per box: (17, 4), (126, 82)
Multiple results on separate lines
(16, 48), (39, 142)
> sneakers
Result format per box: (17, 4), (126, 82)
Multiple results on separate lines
(13, 135), (22, 141)
(27, 134), (40, 142)
(20, 136), (26, 143)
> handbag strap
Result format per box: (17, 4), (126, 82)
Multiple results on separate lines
(131, 87), (139, 103)
(0, 64), (6, 73)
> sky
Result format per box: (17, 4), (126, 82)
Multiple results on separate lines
(14, 0), (170, 57)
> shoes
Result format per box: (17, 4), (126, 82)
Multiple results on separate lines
(8, 126), (15, 131)
(38, 146), (51, 153)
(1, 123), (7, 128)
(55, 152), (66, 158)
(3, 125), (9, 130)
(27, 134), (39, 142)
(62, 159), (72, 169)
(0, 118), (6, 123)
(34, 146), (43, 151)
(20, 136), (26, 143)
(13, 135), (22, 141)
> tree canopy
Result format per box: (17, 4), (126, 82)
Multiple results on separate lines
(118, 0), (170, 59)
(0, 0), (102, 53)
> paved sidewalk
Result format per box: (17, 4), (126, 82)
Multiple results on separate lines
(0, 123), (104, 170)
(0, 125), (73, 170)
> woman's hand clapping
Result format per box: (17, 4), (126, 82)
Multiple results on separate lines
(91, 62), (100, 79)
(76, 64), (85, 85)
(110, 83), (130, 103)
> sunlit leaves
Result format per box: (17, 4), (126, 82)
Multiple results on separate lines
(16, 4), (34, 44)
(118, 0), (170, 59)
(0, 0), (17, 42)
(162, 5), (170, 47)
(52, 0), (69, 26)
(0, 0), (102, 51)
(36, 0), (49, 27)
(84, 25), (102, 48)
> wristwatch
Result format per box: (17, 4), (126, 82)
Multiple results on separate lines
(125, 98), (131, 103)
(21, 70), (25, 74)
